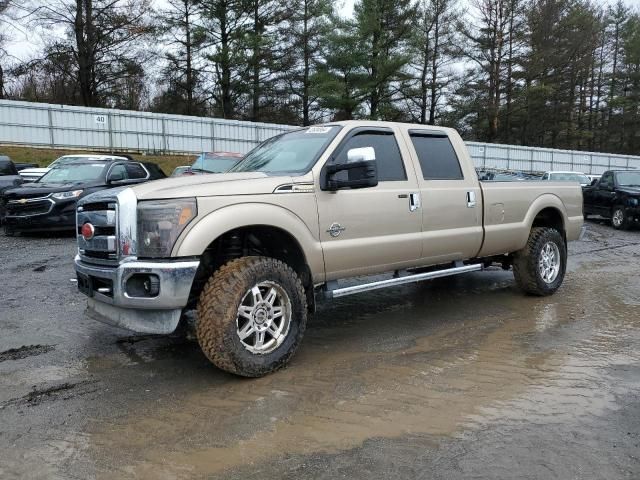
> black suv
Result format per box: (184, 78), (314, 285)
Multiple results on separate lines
(583, 170), (640, 230)
(3, 156), (165, 235)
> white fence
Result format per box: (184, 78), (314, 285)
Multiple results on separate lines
(1, 99), (639, 174)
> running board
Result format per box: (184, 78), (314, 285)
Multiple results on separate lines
(325, 263), (483, 299)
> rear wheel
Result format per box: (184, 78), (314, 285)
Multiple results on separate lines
(196, 256), (307, 377)
(513, 227), (566, 296)
(611, 206), (629, 230)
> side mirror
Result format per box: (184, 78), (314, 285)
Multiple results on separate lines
(347, 147), (376, 163)
(323, 147), (378, 191)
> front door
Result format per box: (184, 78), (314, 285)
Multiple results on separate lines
(315, 127), (423, 280)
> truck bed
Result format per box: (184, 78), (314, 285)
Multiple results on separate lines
(478, 181), (584, 257)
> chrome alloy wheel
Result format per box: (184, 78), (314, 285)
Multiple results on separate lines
(236, 281), (292, 354)
(538, 241), (560, 284)
(612, 209), (624, 228)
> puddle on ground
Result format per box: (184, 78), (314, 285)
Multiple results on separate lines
(86, 257), (640, 479)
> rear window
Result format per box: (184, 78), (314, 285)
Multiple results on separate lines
(410, 133), (463, 180)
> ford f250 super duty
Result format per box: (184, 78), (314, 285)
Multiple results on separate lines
(74, 121), (584, 377)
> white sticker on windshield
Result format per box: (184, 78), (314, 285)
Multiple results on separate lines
(306, 126), (331, 134)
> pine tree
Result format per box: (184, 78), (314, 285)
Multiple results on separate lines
(353, 0), (416, 119)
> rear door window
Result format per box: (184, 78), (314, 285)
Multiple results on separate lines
(125, 163), (148, 179)
(410, 133), (463, 180)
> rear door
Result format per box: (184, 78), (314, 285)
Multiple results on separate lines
(404, 130), (483, 264)
(315, 127), (423, 279)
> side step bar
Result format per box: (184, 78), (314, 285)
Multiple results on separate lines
(325, 263), (483, 299)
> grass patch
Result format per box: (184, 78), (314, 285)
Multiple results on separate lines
(0, 145), (194, 175)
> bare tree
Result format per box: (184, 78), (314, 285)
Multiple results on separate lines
(32, 0), (154, 107)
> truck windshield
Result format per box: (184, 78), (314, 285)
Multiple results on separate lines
(191, 153), (242, 173)
(229, 126), (341, 175)
(617, 172), (640, 187)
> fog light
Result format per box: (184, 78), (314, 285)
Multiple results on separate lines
(126, 274), (160, 297)
(144, 276), (160, 296)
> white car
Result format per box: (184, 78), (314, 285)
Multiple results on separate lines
(19, 154), (131, 182)
(541, 171), (591, 187)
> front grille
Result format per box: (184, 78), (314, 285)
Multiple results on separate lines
(77, 200), (118, 266)
(6, 198), (53, 217)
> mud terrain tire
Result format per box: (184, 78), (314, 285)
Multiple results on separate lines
(196, 256), (307, 377)
(513, 227), (566, 296)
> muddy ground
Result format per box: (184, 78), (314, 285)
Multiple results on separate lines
(1, 220), (639, 479)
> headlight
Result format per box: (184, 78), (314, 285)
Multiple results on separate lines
(628, 198), (639, 206)
(52, 190), (83, 199)
(137, 198), (197, 257)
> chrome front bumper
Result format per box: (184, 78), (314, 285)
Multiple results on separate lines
(75, 255), (199, 334)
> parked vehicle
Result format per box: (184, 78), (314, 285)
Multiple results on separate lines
(4, 158), (165, 235)
(587, 174), (601, 185)
(583, 169), (640, 229)
(0, 157), (24, 223)
(188, 151), (243, 174)
(541, 171), (590, 187)
(171, 166), (192, 177)
(18, 154), (132, 182)
(14, 163), (38, 171)
(74, 121), (584, 377)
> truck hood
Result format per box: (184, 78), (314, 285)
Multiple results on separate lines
(617, 187), (640, 196)
(132, 172), (297, 200)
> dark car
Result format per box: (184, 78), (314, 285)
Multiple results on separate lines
(0, 157), (25, 223)
(583, 170), (640, 230)
(187, 151), (243, 175)
(3, 158), (165, 235)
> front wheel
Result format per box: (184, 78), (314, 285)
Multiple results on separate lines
(611, 206), (630, 230)
(513, 227), (566, 296)
(196, 256), (307, 377)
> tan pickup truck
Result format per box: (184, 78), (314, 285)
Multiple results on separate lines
(74, 121), (584, 376)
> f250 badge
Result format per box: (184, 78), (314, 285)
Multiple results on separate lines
(327, 223), (346, 237)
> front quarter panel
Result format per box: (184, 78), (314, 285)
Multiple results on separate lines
(173, 194), (324, 282)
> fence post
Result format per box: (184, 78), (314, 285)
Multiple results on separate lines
(107, 112), (114, 152)
(530, 148), (534, 172)
(47, 107), (55, 147)
(506, 146), (510, 170)
(254, 123), (260, 149)
(211, 120), (216, 152)
(161, 117), (167, 154)
(482, 145), (487, 168)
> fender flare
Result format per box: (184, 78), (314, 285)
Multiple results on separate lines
(173, 202), (325, 282)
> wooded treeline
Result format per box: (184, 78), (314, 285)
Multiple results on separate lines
(0, 0), (639, 154)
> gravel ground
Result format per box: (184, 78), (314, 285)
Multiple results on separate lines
(0, 219), (639, 479)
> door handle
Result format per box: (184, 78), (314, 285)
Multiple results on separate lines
(409, 193), (421, 212)
(467, 191), (477, 208)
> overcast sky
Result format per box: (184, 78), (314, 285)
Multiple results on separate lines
(3, 0), (636, 62)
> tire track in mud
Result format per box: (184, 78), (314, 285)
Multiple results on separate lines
(1, 380), (99, 408)
(0, 344), (54, 362)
